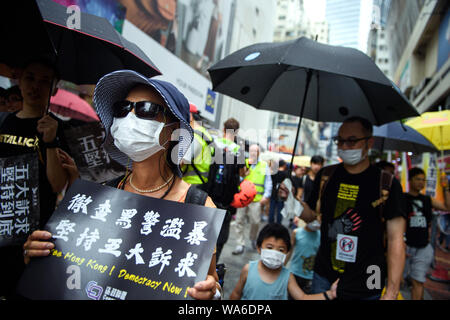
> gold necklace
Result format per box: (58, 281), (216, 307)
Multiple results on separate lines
(129, 173), (174, 193)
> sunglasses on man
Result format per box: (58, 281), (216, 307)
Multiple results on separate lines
(332, 136), (372, 147)
(112, 100), (172, 120)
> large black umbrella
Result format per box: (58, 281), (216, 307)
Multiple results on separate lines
(372, 121), (438, 154)
(0, 0), (161, 85)
(208, 37), (419, 161)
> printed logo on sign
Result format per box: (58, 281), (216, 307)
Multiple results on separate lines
(85, 281), (103, 300)
(339, 237), (354, 253)
(336, 234), (358, 263)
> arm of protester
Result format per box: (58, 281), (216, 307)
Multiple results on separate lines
(288, 274), (338, 300)
(23, 230), (54, 265)
(431, 187), (450, 211)
(57, 148), (79, 188)
(285, 229), (297, 265)
(381, 216), (406, 300)
(298, 200), (317, 223)
(37, 114), (68, 193)
(229, 263), (249, 300)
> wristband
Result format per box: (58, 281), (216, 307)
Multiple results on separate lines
(323, 291), (330, 300)
(42, 136), (61, 149)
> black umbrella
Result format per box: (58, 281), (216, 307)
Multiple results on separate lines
(208, 37), (419, 163)
(372, 121), (438, 154)
(0, 0), (161, 85)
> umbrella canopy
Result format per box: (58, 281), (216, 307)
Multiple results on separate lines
(372, 121), (438, 154)
(208, 37), (419, 125)
(209, 37), (419, 168)
(405, 110), (450, 151)
(0, 0), (161, 85)
(50, 89), (99, 122)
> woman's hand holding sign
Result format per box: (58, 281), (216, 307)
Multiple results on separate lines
(187, 275), (219, 300)
(23, 230), (54, 265)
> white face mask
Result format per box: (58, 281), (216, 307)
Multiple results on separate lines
(260, 249), (286, 269)
(110, 112), (174, 162)
(306, 220), (321, 232)
(337, 148), (366, 166)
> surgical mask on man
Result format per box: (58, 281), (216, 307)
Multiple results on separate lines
(110, 112), (174, 162)
(337, 148), (366, 166)
(260, 249), (286, 269)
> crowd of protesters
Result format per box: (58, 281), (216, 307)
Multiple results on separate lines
(0, 59), (449, 301)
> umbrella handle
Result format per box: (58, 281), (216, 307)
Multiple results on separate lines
(400, 120), (407, 132)
(289, 69), (313, 173)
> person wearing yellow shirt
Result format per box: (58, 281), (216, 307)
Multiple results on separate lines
(233, 144), (272, 255)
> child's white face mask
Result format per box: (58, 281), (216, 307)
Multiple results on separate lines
(260, 249), (286, 269)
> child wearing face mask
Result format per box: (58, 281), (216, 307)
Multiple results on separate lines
(229, 223), (338, 300)
(285, 216), (322, 296)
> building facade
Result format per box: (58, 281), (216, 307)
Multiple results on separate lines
(325, 0), (372, 52)
(386, 0), (449, 113)
(217, 0), (278, 149)
(367, 0), (393, 80)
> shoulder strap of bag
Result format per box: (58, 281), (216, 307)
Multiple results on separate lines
(185, 185), (208, 205)
(378, 169), (394, 250)
(379, 169), (394, 222)
(193, 129), (214, 145)
(316, 164), (340, 214)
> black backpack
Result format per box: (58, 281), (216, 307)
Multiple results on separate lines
(191, 131), (242, 209)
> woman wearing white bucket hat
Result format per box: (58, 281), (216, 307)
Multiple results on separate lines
(23, 70), (221, 300)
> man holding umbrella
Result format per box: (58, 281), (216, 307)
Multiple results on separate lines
(299, 116), (407, 300)
(0, 57), (69, 298)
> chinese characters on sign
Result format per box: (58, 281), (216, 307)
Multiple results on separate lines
(64, 122), (125, 184)
(17, 179), (225, 300)
(0, 153), (39, 246)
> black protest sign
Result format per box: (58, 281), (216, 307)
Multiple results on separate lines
(64, 122), (125, 184)
(17, 179), (225, 300)
(0, 153), (40, 247)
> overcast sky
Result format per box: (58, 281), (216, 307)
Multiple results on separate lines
(303, 0), (326, 22)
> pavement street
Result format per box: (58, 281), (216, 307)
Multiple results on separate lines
(217, 215), (449, 300)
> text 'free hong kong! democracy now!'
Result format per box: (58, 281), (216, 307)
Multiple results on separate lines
(17, 179), (225, 300)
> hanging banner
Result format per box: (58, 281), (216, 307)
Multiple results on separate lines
(0, 153), (40, 247)
(421, 152), (442, 199)
(17, 179), (225, 300)
(401, 152), (409, 192)
(64, 122), (126, 184)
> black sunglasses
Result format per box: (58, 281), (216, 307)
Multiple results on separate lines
(332, 136), (371, 147)
(112, 100), (170, 120)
